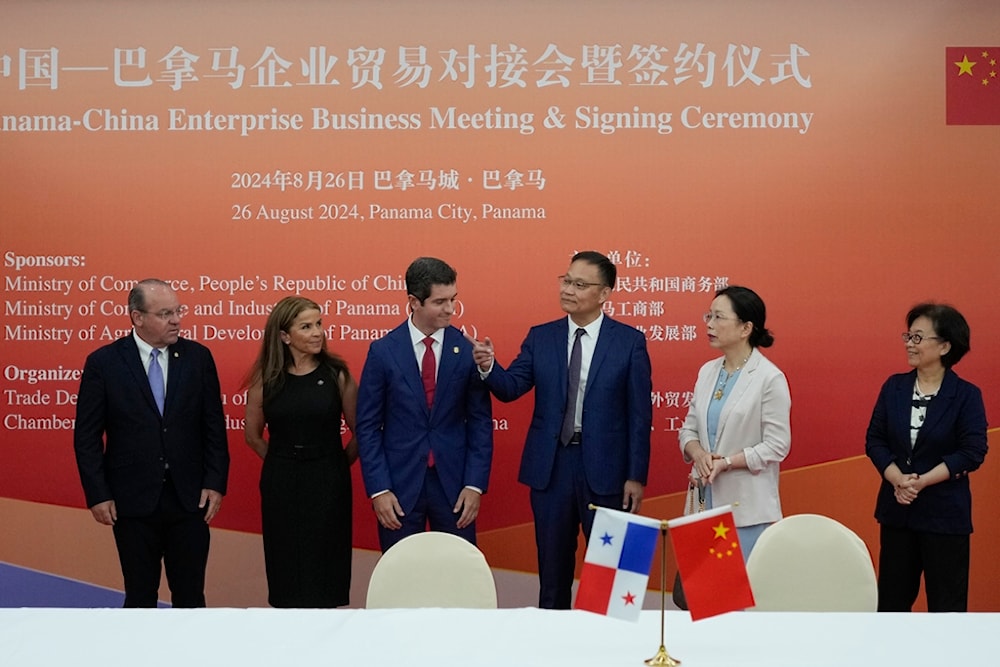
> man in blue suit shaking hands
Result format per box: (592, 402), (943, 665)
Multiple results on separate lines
(357, 257), (493, 552)
(470, 251), (652, 609)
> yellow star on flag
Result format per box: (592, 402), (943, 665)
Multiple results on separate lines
(712, 521), (730, 540)
(955, 54), (976, 76)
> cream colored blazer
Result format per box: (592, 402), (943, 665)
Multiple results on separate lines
(678, 347), (791, 527)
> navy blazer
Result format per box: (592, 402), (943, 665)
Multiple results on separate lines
(74, 335), (229, 517)
(865, 369), (988, 535)
(356, 323), (493, 513)
(486, 315), (652, 495)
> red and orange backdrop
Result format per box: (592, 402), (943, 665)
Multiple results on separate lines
(2, 1), (997, 609)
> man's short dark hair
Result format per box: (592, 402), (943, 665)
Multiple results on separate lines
(405, 257), (457, 303)
(571, 251), (616, 288)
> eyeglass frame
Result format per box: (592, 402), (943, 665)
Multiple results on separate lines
(703, 311), (739, 324)
(558, 275), (606, 291)
(901, 332), (942, 345)
(138, 305), (190, 320)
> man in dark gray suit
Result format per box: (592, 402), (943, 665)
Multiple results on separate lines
(74, 278), (229, 607)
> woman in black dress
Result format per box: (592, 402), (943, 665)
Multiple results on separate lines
(244, 296), (357, 607)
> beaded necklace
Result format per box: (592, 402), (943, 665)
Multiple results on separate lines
(713, 354), (749, 400)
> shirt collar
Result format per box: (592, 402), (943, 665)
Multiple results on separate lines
(408, 317), (444, 347)
(132, 330), (164, 358)
(567, 312), (604, 338)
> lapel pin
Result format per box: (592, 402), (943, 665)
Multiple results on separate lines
(453, 346), (459, 354)
(173, 352), (179, 358)
(317, 379), (325, 385)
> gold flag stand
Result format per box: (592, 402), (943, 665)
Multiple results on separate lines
(644, 522), (680, 666)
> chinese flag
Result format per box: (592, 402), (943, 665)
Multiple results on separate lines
(667, 505), (755, 621)
(946, 47), (1000, 125)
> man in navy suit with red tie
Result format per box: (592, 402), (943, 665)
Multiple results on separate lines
(471, 251), (652, 609)
(74, 279), (229, 607)
(357, 257), (493, 552)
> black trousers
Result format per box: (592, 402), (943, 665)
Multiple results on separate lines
(877, 523), (970, 612)
(112, 473), (210, 608)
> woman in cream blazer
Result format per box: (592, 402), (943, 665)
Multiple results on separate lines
(679, 286), (791, 558)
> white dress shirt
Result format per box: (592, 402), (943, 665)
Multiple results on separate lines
(566, 312), (603, 432)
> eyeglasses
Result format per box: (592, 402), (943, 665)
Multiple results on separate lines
(703, 312), (737, 324)
(901, 332), (942, 345)
(558, 275), (605, 291)
(140, 305), (189, 320)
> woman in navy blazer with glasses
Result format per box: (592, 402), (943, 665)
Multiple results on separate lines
(865, 303), (988, 612)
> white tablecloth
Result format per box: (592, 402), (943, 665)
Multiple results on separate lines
(0, 607), (995, 667)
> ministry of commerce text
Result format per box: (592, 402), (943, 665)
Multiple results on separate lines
(3, 105), (815, 135)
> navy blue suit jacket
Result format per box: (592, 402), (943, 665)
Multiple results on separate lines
(74, 335), (229, 517)
(486, 316), (652, 495)
(865, 369), (988, 535)
(356, 323), (493, 513)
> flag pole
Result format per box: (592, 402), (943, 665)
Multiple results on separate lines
(644, 521), (680, 666)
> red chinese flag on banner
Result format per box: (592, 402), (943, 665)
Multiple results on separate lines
(667, 505), (755, 621)
(946, 47), (1000, 125)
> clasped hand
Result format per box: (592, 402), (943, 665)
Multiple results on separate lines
(893, 473), (921, 505)
(690, 450), (729, 485)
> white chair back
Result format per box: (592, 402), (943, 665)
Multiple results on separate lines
(366, 531), (498, 609)
(746, 513), (877, 611)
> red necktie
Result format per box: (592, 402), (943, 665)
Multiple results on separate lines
(421, 336), (436, 467)
(421, 336), (436, 407)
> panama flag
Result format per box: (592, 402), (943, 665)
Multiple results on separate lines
(574, 507), (661, 621)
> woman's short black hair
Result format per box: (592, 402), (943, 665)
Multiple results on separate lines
(906, 302), (971, 368)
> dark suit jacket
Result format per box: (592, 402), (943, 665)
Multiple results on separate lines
(356, 323), (493, 513)
(486, 316), (652, 495)
(865, 369), (988, 535)
(74, 335), (229, 517)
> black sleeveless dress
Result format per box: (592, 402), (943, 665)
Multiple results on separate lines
(261, 365), (352, 607)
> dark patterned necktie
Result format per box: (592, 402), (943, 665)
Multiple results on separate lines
(560, 328), (585, 445)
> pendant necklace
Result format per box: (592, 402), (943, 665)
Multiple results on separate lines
(713, 354), (749, 400)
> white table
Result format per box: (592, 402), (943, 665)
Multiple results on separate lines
(0, 608), (995, 667)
